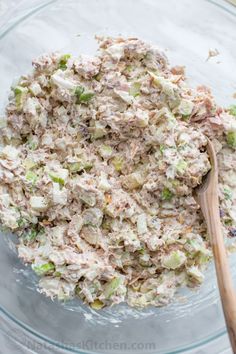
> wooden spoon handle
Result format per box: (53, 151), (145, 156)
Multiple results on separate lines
(200, 192), (236, 352)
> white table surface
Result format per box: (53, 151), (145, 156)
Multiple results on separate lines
(0, 0), (234, 353)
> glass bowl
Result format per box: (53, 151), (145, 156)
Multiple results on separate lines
(0, 0), (236, 353)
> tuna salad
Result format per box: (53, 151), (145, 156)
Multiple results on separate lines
(0, 37), (236, 309)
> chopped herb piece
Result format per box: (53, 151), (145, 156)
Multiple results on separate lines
(161, 187), (173, 201)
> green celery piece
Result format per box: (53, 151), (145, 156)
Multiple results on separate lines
(129, 82), (141, 97)
(102, 218), (112, 231)
(58, 54), (71, 70)
(91, 299), (104, 310)
(75, 285), (82, 296)
(99, 145), (113, 159)
(226, 131), (236, 148)
(17, 217), (26, 228)
(27, 140), (38, 151)
(224, 218), (233, 226)
(68, 161), (93, 173)
(104, 278), (122, 299)
(68, 162), (83, 173)
(161, 187), (173, 201)
(162, 251), (185, 269)
(75, 85), (94, 104)
(112, 156), (124, 172)
(223, 187), (233, 200)
(94, 73), (102, 81)
(14, 86), (28, 111)
(138, 247), (145, 255)
(159, 145), (165, 154)
(125, 65), (133, 73)
(26, 171), (38, 184)
(75, 85), (84, 98)
(49, 173), (65, 186)
(23, 158), (37, 170)
(79, 92), (95, 103)
(54, 272), (62, 277)
(14, 87), (24, 95)
(33, 262), (55, 276)
(182, 114), (191, 121)
(24, 229), (38, 242)
(229, 105), (236, 117)
(176, 160), (187, 174)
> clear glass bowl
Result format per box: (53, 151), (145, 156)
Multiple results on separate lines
(0, 0), (236, 353)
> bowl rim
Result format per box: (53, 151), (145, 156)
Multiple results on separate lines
(0, 0), (235, 352)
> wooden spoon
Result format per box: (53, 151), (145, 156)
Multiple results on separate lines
(195, 139), (236, 352)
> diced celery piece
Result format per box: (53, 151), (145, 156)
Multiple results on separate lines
(129, 82), (141, 97)
(49, 174), (65, 185)
(58, 54), (71, 70)
(103, 277), (122, 298)
(68, 161), (92, 173)
(90, 299), (104, 310)
(94, 73), (102, 81)
(161, 187), (173, 201)
(125, 65), (133, 73)
(23, 158), (37, 170)
(187, 266), (205, 283)
(162, 250), (186, 270)
(14, 86), (28, 110)
(79, 91), (95, 102)
(49, 169), (69, 186)
(91, 121), (107, 139)
(27, 137), (38, 150)
(54, 271), (62, 277)
(159, 144), (165, 154)
(182, 114), (191, 121)
(75, 85), (94, 104)
(17, 217), (27, 228)
(26, 171), (38, 184)
(112, 156), (124, 172)
(75, 85), (84, 99)
(148, 71), (177, 96)
(98, 145), (113, 159)
(226, 131), (236, 148)
(75, 285), (82, 296)
(178, 99), (194, 116)
(24, 229), (38, 242)
(176, 160), (188, 174)
(32, 262), (55, 276)
(229, 105), (236, 117)
(223, 187), (233, 200)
